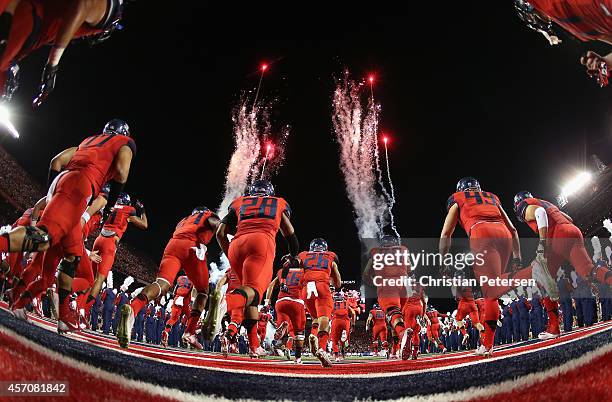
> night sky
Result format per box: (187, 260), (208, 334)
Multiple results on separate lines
(0, 3), (610, 288)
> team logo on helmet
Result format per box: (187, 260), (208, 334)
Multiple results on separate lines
(456, 177), (481, 192)
(103, 118), (130, 137)
(117, 193), (131, 206)
(248, 180), (274, 197)
(513, 191), (533, 221)
(309, 238), (328, 252)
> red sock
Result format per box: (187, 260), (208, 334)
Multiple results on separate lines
(130, 294), (148, 317)
(286, 338), (293, 350)
(0, 233), (9, 253)
(248, 324), (259, 350)
(543, 297), (560, 334)
(185, 311), (200, 334)
(483, 322), (495, 349)
(394, 323), (405, 339)
(317, 331), (329, 350)
(372, 342), (378, 353)
(226, 293), (246, 325)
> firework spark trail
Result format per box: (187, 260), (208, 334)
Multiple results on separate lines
(383, 139), (400, 239)
(332, 73), (388, 240)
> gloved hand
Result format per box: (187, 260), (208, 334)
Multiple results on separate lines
(32, 64), (59, 107)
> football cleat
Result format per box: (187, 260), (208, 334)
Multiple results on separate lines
(294, 357), (303, 365)
(315, 348), (333, 367)
(116, 304), (135, 348)
(182, 332), (203, 350)
(57, 294), (80, 334)
(274, 321), (288, 341)
(538, 330), (560, 340)
(255, 346), (267, 357)
(400, 328), (413, 361)
(161, 330), (169, 347)
(474, 345), (487, 356)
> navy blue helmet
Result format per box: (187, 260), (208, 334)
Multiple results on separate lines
(103, 119), (130, 137)
(248, 180), (274, 197)
(117, 192), (131, 206)
(192, 206), (209, 215)
(456, 177), (481, 192)
(309, 238), (328, 252)
(513, 191), (533, 220)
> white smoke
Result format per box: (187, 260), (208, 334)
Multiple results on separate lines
(213, 94), (290, 281)
(332, 73), (389, 240)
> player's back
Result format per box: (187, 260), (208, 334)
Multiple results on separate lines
(173, 209), (215, 244)
(103, 204), (136, 238)
(66, 133), (136, 195)
(229, 195), (290, 239)
(447, 190), (503, 233)
(277, 268), (303, 300)
(371, 308), (385, 325)
(332, 299), (350, 319)
(517, 197), (572, 233)
(299, 250), (338, 283)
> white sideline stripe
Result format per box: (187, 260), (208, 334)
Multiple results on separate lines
(23, 306), (612, 370)
(4, 305), (612, 378)
(8, 317), (612, 380)
(2, 321), (611, 402)
(395, 342), (612, 402)
(0, 325), (231, 402)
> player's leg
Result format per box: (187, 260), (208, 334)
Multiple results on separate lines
(372, 326), (381, 354)
(87, 235), (117, 303)
(381, 296), (406, 341)
(314, 283), (333, 367)
(55, 224), (86, 333)
(182, 252), (208, 349)
(292, 304), (306, 364)
(400, 302), (420, 360)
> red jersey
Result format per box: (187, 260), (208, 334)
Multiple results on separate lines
(298, 250), (339, 283)
(447, 190), (503, 236)
(515, 197), (572, 236)
(173, 209), (217, 244)
(226, 196), (290, 239)
(13, 208), (33, 227)
(175, 275), (192, 298)
(65, 133), (136, 196)
(370, 308), (386, 326)
(332, 298), (350, 320)
(102, 204), (137, 239)
(426, 310), (446, 325)
(456, 284), (475, 302)
(530, 0), (612, 42)
(83, 212), (102, 240)
(258, 311), (272, 326)
(277, 268), (303, 299)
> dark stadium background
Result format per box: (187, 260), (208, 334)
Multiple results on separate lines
(0, 3), (610, 312)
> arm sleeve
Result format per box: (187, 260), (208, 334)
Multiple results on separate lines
(534, 206), (549, 229)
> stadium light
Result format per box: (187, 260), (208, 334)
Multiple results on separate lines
(0, 105), (19, 138)
(561, 171), (592, 198)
